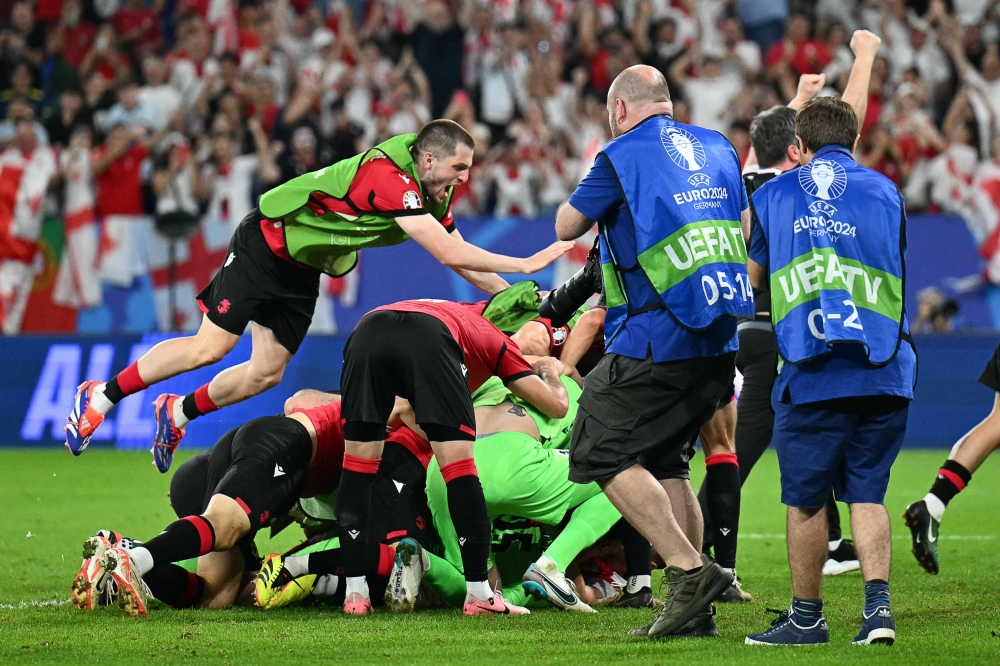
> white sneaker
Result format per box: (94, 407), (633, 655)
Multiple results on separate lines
(385, 538), (430, 613)
(522, 560), (596, 613)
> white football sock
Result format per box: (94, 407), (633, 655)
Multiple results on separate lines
(626, 574), (651, 593)
(828, 538), (843, 551)
(172, 397), (190, 430)
(313, 574), (339, 596)
(344, 576), (369, 598)
(284, 555), (309, 578)
(91, 383), (114, 415)
(924, 493), (946, 522)
(128, 546), (155, 576)
(466, 580), (492, 601)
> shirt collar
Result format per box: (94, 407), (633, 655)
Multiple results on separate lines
(814, 144), (854, 161)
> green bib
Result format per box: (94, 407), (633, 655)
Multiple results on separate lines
(257, 134), (453, 276)
(480, 280), (588, 334)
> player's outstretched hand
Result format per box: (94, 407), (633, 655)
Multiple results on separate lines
(850, 30), (881, 60)
(521, 241), (575, 274)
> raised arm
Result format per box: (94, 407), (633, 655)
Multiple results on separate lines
(841, 30), (882, 132)
(396, 213), (573, 274)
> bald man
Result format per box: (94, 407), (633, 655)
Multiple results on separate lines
(555, 65), (754, 639)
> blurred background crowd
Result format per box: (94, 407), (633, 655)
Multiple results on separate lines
(5, 0), (1000, 335)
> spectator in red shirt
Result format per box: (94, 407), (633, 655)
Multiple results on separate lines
(80, 23), (132, 85)
(766, 14), (831, 99)
(48, 0), (97, 70)
(113, 0), (164, 57)
(92, 122), (149, 218)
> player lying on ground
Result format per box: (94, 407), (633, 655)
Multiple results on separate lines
(71, 399), (345, 616)
(904, 342), (1000, 574)
(337, 299), (569, 616)
(254, 420), (436, 610)
(65, 119), (573, 473)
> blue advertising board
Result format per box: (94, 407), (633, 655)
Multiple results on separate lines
(1, 333), (996, 450)
(3, 334), (345, 451)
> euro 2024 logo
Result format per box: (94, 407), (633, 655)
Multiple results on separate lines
(661, 126), (707, 171)
(799, 159), (847, 200)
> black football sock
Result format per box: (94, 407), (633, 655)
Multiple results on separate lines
(441, 460), (491, 584)
(704, 454), (741, 570)
(142, 564), (206, 608)
(307, 548), (343, 577)
(929, 459), (972, 506)
(337, 456), (381, 584)
(141, 516), (215, 569)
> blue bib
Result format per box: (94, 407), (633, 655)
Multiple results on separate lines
(753, 146), (907, 365)
(600, 115), (754, 335)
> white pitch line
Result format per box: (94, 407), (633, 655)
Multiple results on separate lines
(0, 598), (71, 610)
(740, 533), (995, 541)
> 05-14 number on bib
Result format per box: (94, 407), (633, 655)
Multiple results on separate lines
(702, 271), (754, 306)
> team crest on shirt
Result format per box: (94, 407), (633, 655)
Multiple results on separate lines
(660, 126), (707, 171)
(552, 327), (568, 345)
(402, 190), (421, 210)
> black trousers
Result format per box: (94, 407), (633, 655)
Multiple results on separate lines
(699, 324), (841, 551)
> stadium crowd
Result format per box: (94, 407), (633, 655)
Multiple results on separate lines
(3, 0), (1000, 335)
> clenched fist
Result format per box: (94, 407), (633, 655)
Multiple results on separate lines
(850, 30), (882, 60)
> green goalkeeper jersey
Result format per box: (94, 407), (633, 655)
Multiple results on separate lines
(471, 375), (582, 449)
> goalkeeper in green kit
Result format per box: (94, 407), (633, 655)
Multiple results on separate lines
(389, 372), (622, 614)
(66, 120), (573, 473)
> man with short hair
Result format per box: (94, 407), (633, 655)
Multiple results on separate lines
(697, 31), (883, 585)
(744, 96), (916, 646)
(66, 120), (572, 471)
(556, 64), (755, 639)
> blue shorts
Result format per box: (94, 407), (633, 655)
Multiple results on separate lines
(772, 395), (909, 508)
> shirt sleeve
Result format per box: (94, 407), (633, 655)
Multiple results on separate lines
(567, 152), (622, 222)
(748, 190), (768, 267)
(496, 337), (535, 384)
(441, 202), (456, 233)
(359, 159), (427, 216)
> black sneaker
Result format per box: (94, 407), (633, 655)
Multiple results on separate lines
(611, 586), (654, 608)
(643, 554), (734, 638)
(676, 603), (719, 638)
(823, 538), (860, 576)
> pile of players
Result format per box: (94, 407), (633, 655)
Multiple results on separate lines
(62, 51), (996, 641)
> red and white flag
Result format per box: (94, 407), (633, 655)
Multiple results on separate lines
(53, 147), (101, 309)
(0, 145), (57, 334)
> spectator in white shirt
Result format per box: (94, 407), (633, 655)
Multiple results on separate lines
(139, 56), (182, 131)
(97, 76), (158, 135)
(480, 23), (529, 141)
(485, 141), (540, 218)
(670, 43), (745, 133)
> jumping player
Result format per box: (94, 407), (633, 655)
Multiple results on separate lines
(71, 398), (345, 616)
(65, 120), (572, 473)
(337, 299), (569, 616)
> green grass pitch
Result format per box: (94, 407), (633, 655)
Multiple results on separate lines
(1, 448), (998, 664)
